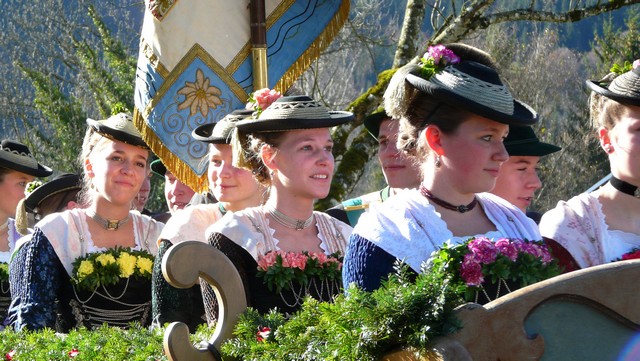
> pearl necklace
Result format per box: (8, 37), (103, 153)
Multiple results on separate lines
(86, 210), (131, 231)
(264, 204), (314, 231)
(0, 220), (8, 233)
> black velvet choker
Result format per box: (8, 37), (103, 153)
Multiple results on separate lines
(610, 175), (640, 198)
(419, 184), (478, 213)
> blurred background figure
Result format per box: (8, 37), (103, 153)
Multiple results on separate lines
(326, 108), (421, 226)
(15, 173), (82, 235)
(150, 159), (195, 215)
(490, 126), (561, 223)
(133, 174), (152, 214)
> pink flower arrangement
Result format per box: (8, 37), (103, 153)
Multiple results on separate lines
(247, 88), (282, 116)
(460, 238), (556, 286)
(430, 237), (561, 302)
(426, 44), (461, 66)
(419, 44), (461, 80)
(257, 250), (342, 293)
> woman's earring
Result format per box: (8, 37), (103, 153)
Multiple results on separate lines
(435, 155), (442, 168)
(604, 145), (613, 154)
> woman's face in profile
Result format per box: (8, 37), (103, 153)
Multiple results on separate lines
(606, 105), (640, 179)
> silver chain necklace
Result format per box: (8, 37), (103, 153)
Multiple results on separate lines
(264, 204), (314, 231)
(86, 210), (131, 231)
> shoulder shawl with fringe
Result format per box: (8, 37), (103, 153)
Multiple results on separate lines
(158, 204), (223, 246)
(207, 207), (352, 262)
(353, 189), (541, 272)
(17, 208), (163, 276)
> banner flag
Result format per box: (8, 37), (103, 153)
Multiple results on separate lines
(133, 0), (350, 191)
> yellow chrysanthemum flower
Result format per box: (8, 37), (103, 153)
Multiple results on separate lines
(96, 253), (117, 267)
(136, 257), (153, 276)
(117, 252), (137, 278)
(77, 260), (94, 281)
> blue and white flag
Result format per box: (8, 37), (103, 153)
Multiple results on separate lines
(134, 0), (350, 190)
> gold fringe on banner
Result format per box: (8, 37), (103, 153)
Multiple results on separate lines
(133, 108), (209, 193)
(274, 0), (350, 93)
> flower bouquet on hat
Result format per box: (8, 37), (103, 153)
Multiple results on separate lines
(429, 237), (561, 304)
(69, 247), (155, 328)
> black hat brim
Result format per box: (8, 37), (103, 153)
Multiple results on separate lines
(150, 160), (167, 177)
(192, 123), (233, 144)
(236, 111), (354, 133)
(24, 174), (81, 212)
(585, 79), (640, 107)
(86, 118), (149, 148)
(0, 150), (53, 177)
(405, 73), (538, 126)
(505, 141), (562, 157)
(363, 112), (390, 139)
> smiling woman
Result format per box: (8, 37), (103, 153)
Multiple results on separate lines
(7, 113), (164, 332)
(204, 95), (354, 317)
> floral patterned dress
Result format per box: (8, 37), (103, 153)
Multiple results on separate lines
(206, 208), (352, 318)
(7, 209), (162, 331)
(540, 191), (640, 269)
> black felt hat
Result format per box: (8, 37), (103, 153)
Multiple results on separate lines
(86, 113), (149, 149)
(150, 159), (167, 177)
(192, 109), (254, 144)
(586, 65), (640, 106)
(405, 61), (538, 126)
(24, 173), (81, 213)
(236, 95), (354, 133)
(504, 126), (561, 157)
(0, 139), (53, 177)
(363, 108), (392, 139)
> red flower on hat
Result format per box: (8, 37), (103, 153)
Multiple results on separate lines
(256, 326), (271, 342)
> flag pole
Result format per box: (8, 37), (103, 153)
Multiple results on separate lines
(250, 0), (268, 89)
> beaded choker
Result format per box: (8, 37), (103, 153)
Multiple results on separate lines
(610, 175), (640, 198)
(264, 204), (314, 231)
(419, 184), (478, 213)
(87, 210), (131, 231)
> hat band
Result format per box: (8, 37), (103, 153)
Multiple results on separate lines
(261, 101), (332, 120)
(431, 67), (515, 115)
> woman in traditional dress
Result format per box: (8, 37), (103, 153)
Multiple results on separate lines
(342, 43), (541, 292)
(151, 109), (265, 330)
(8, 113), (164, 331)
(540, 61), (640, 271)
(0, 140), (52, 326)
(205, 95), (353, 316)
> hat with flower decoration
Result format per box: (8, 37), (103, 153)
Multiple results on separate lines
(86, 113), (149, 149)
(586, 61), (640, 106)
(384, 43), (538, 126)
(192, 109), (254, 144)
(235, 95), (354, 133)
(0, 139), (53, 177)
(24, 173), (81, 213)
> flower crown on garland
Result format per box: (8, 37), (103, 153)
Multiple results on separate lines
(0, 262), (8, 283)
(71, 247), (154, 291)
(418, 44), (461, 80)
(246, 88), (283, 117)
(257, 250), (342, 293)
